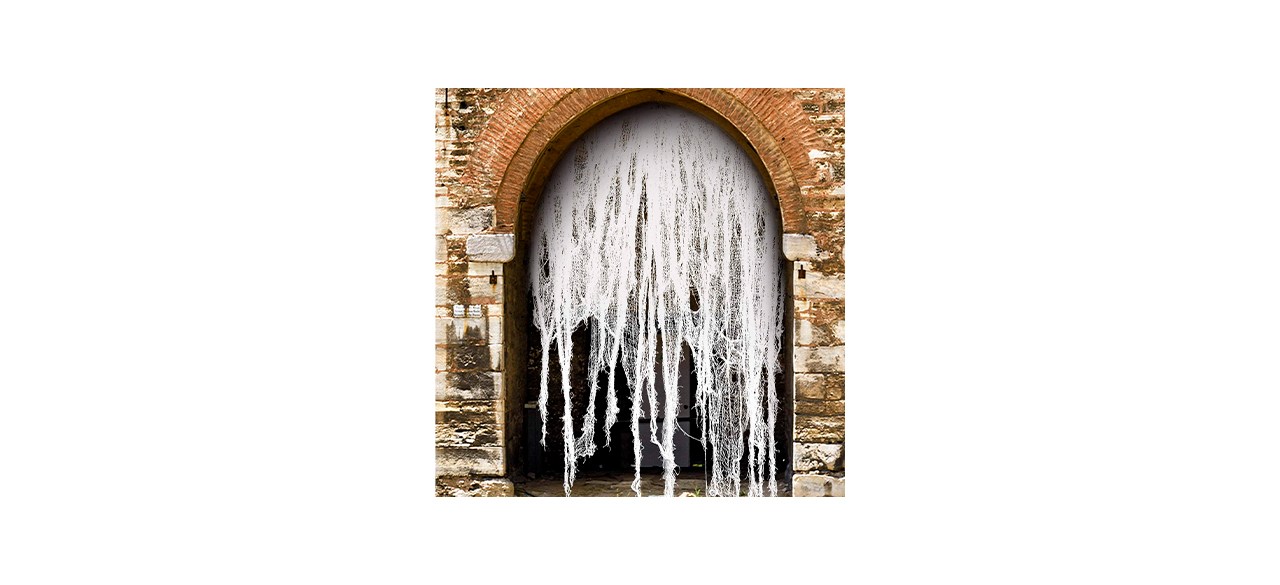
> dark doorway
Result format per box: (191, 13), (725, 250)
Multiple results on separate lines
(522, 320), (708, 479)
(518, 289), (794, 494)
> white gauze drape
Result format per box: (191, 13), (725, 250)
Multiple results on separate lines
(529, 104), (784, 497)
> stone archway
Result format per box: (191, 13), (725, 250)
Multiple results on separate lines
(487, 88), (814, 234)
(435, 88), (846, 497)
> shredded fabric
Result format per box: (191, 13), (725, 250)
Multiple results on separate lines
(530, 104), (784, 497)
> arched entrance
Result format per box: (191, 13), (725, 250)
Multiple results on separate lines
(516, 103), (793, 496)
(436, 88), (843, 497)
(485, 88), (814, 234)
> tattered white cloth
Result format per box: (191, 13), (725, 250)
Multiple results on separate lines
(530, 104), (784, 497)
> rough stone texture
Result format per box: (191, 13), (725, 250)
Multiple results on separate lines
(437, 206), (494, 235)
(795, 374), (845, 401)
(783, 233), (818, 260)
(436, 446), (504, 476)
(794, 443), (844, 472)
(795, 399), (846, 417)
(792, 473), (846, 497)
(795, 346), (846, 373)
(795, 415), (845, 444)
(435, 401), (503, 448)
(435, 476), (515, 497)
(796, 317), (845, 347)
(435, 371), (501, 401)
(796, 270), (845, 300)
(465, 233), (515, 262)
(436, 88), (845, 496)
(436, 275), (504, 305)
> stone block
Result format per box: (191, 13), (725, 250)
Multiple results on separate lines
(441, 236), (468, 264)
(436, 275), (504, 305)
(465, 233), (515, 262)
(792, 473), (845, 497)
(438, 316), (487, 345)
(796, 271), (844, 300)
(438, 343), (492, 371)
(486, 315), (502, 344)
(794, 442), (844, 472)
(464, 275), (503, 305)
(795, 346), (844, 373)
(436, 404), (502, 448)
(435, 446), (504, 477)
(801, 298), (845, 328)
(436, 371), (501, 401)
(796, 317), (844, 346)
(795, 399), (845, 417)
(795, 414), (844, 443)
(795, 373), (845, 401)
(782, 233), (817, 261)
(435, 276), (467, 304)
(438, 206), (494, 235)
(436, 476), (515, 497)
(436, 236), (449, 262)
(465, 261), (504, 277)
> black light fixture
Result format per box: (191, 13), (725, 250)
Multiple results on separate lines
(489, 270), (498, 286)
(797, 263), (806, 280)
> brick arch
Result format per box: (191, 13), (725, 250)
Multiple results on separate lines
(466, 88), (824, 234)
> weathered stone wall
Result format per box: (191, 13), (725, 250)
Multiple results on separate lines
(784, 89), (847, 497)
(436, 89), (513, 497)
(435, 88), (845, 497)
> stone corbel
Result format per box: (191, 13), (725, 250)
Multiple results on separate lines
(465, 234), (515, 262)
(782, 233), (817, 261)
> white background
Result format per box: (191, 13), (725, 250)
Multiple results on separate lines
(2, 1), (1278, 583)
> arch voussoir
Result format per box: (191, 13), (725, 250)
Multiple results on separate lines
(469, 88), (817, 235)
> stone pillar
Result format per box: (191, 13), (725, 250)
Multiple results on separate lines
(785, 233), (846, 497)
(434, 88), (515, 496)
(434, 233), (516, 496)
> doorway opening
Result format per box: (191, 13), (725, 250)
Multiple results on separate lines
(504, 102), (796, 497)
